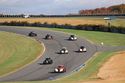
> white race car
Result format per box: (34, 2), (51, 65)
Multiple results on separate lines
(69, 35), (77, 41)
(78, 46), (87, 52)
(60, 47), (68, 54)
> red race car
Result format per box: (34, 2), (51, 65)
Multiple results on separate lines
(54, 65), (66, 73)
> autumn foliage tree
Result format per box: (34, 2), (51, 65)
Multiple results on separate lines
(79, 4), (125, 15)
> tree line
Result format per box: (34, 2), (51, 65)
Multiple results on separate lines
(0, 21), (125, 34)
(0, 14), (25, 18)
(1, 3), (125, 18)
(79, 4), (125, 15)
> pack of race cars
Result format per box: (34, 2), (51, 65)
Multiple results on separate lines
(28, 32), (86, 73)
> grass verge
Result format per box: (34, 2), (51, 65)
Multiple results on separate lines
(0, 26), (125, 83)
(0, 52), (115, 83)
(21, 26), (125, 46)
(0, 31), (43, 76)
(47, 28), (125, 46)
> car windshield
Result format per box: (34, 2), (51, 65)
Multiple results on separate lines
(59, 65), (64, 67)
(71, 35), (74, 37)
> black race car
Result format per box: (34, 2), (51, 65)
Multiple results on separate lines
(69, 35), (77, 41)
(60, 47), (68, 54)
(78, 46), (87, 52)
(28, 31), (37, 37)
(45, 34), (53, 40)
(42, 58), (53, 64)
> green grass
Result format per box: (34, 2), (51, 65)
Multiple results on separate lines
(53, 28), (125, 46)
(0, 26), (125, 83)
(0, 52), (115, 83)
(0, 31), (42, 76)
(38, 27), (125, 83)
(29, 27), (125, 46)
(62, 52), (114, 81)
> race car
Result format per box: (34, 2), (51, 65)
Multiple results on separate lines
(78, 46), (87, 52)
(45, 34), (53, 40)
(28, 31), (37, 37)
(54, 65), (66, 73)
(69, 35), (77, 41)
(60, 47), (68, 54)
(42, 58), (53, 64)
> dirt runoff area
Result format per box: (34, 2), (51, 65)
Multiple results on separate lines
(81, 51), (125, 83)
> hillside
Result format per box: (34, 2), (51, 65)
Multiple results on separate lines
(79, 4), (125, 15)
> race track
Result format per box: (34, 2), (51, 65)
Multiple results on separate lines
(0, 26), (124, 82)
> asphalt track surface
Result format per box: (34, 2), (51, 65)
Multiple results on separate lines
(0, 26), (125, 82)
